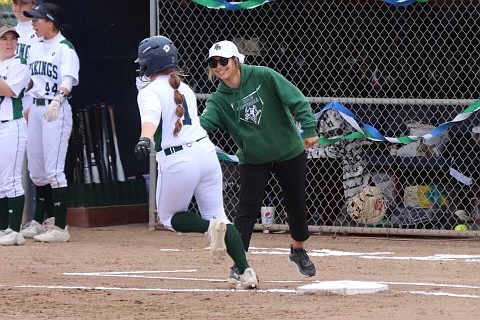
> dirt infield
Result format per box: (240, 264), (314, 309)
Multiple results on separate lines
(1, 224), (479, 320)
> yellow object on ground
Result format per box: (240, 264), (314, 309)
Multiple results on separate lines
(454, 224), (469, 231)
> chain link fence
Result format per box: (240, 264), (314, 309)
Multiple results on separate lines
(0, 2), (15, 26)
(157, 0), (480, 236)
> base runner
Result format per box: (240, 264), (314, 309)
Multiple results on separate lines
(134, 35), (258, 289)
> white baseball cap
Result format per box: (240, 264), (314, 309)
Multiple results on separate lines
(472, 126), (480, 134)
(208, 40), (245, 63)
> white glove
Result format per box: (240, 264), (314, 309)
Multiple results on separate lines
(44, 92), (67, 122)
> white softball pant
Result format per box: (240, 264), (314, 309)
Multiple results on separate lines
(155, 137), (230, 230)
(0, 118), (27, 198)
(27, 101), (72, 188)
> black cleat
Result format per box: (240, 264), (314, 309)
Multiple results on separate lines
(288, 245), (316, 277)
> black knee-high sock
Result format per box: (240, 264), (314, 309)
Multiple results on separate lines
(52, 187), (67, 229)
(44, 185), (53, 218)
(8, 195), (25, 232)
(34, 185), (51, 222)
(0, 197), (8, 230)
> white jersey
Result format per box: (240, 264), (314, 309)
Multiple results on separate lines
(15, 20), (39, 60)
(137, 74), (207, 150)
(27, 32), (79, 100)
(138, 74), (228, 230)
(0, 56), (30, 121)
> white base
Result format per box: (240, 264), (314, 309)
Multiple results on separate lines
(297, 280), (388, 295)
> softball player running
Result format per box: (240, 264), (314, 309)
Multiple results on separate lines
(0, 24), (30, 246)
(134, 36), (258, 289)
(20, 3), (79, 243)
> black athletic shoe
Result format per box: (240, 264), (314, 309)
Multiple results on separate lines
(288, 245), (316, 277)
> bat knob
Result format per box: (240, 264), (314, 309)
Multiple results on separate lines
(135, 137), (151, 159)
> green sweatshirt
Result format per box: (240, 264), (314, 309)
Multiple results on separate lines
(200, 64), (318, 164)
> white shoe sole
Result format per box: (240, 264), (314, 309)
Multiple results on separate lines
(33, 232), (70, 243)
(237, 268), (259, 290)
(21, 230), (43, 238)
(33, 236), (70, 243)
(0, 233), (26, 246)
(210, 221), (227, 264)
(238, 280), (258, 290)
(227, 277), (240, 288)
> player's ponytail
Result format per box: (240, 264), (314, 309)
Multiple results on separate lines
(169, 73), (184, 137)
(59, 23), (72, 40)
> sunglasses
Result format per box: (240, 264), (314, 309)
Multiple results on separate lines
(208, 57), (230, 68)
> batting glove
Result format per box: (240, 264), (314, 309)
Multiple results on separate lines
(44, 100), (61, 122)
(135, 137), (151, 158)
(44, 92), (67, 122)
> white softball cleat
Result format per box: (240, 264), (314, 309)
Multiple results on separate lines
(33, 225), (70, 243)
(227, 265), (240, 287)
(0, 229), (26, 246)
(237, 268), (259, 290)
(20, 219), (44, 238)
(42, 217), (55, 229)
(0, 229), (10, 238)
(21, 217), (55, 238)
(207, 218), (227, 263)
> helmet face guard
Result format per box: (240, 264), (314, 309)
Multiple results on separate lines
(135, 36), (178, 77)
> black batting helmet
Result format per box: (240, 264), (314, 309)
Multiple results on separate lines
(135, 36), (178, 76)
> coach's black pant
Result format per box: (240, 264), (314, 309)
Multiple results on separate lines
(235, 151), (310, 252)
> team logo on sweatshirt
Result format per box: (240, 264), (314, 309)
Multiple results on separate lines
(235, 85), (263, 125)
(244, 105), (262, 124)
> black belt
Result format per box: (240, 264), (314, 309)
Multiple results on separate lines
(164, 136), (207, 156)
(34, 98), (52, 106)
(164, 145), (183, 156)
(1, 120), (10, 123)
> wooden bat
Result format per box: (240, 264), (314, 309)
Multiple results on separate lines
(77, 110), (91, 184)
(108, 105), (125, 181)
(70, 115), (82, 184)
(83, 106), (100, 183)
(100, 103), (114, 181)
(92, 104), (108, 183)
